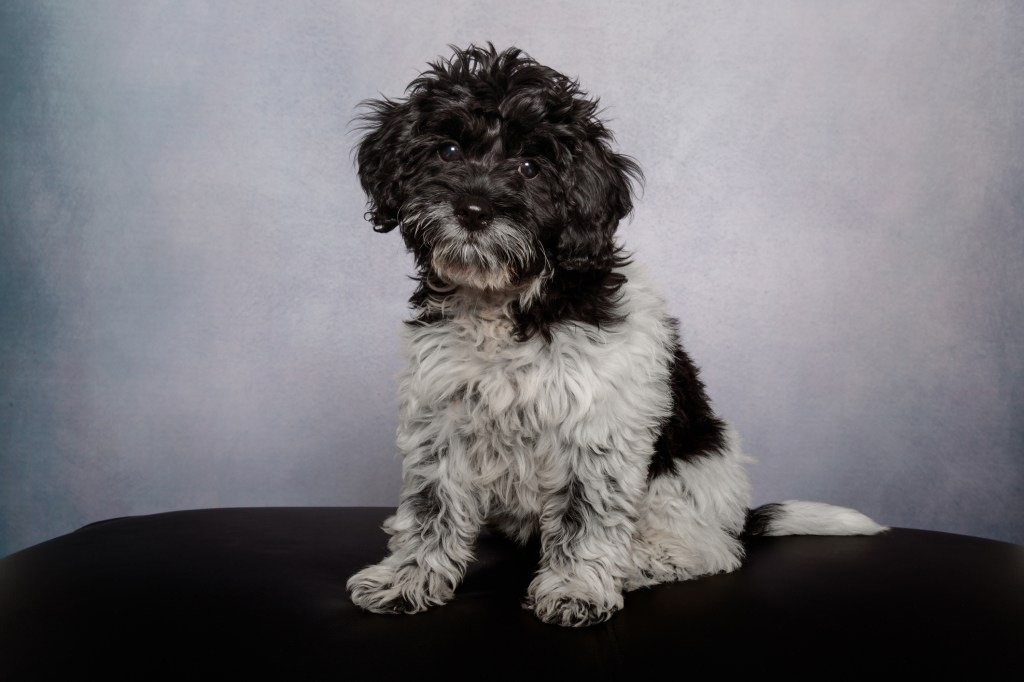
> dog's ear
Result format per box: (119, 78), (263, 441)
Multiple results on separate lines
(355, 98), (414, 233)
(559, 138), (641, 271)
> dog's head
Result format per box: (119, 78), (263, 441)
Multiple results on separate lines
(355, 44), (641, 297)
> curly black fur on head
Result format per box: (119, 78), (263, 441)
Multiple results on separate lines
(356, 44), (643, 337)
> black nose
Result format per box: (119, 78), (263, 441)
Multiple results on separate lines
(454, 195), (493, 231)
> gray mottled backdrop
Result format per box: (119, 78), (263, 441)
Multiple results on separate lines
(2, 1), (1022, 557)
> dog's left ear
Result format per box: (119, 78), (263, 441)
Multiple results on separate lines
(355, 98), (414, 233)
(559, 138), (641, 271)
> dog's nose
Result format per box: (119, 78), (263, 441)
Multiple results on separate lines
(454, 195), (494, 231)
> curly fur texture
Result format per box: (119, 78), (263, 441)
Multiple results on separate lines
(347, 44), (886, 627)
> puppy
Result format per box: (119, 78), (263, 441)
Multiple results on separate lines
(347, 44), (886, 627)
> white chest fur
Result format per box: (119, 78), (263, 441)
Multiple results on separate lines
(395, 267), (676, 529)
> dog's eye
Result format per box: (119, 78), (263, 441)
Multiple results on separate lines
(518, 159), (539, 179)
(438, 142), (463, 162)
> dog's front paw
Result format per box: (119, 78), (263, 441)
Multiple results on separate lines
(347, 561), (454, 615)
(529, 592), (620, 627)
(526, 573), (623, 627)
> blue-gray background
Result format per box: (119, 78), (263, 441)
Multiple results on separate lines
(2, 1), (1022, 557)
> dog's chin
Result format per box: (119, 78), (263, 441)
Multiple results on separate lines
(430, 255), (520, 294)
(420, 217), (543, 296)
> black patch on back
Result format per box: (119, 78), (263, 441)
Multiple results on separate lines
(647, 321), (729, 480)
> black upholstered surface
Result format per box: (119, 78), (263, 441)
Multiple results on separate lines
(1, 507), (1021, 679)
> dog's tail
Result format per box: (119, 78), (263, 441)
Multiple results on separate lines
(743, 500), (888, 537)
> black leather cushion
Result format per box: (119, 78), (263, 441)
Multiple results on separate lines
(1, 507), (1021, 679)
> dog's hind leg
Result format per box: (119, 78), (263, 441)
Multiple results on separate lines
(626, 432), (752, 591)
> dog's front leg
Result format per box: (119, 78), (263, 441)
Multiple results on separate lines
(526, 446), (646, 627)
(348, 445), (482, 614)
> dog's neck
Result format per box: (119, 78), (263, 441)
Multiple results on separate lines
(409, 283), (519, 352)
(408, 263), (628, 342)
(417, 267), (540, 308)
(419, 277), (534, 319)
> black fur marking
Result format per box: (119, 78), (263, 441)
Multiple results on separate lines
(648, 322), (729, 480)
(408, 480), (441, 521)
(513, 252), (631, 341)
(408, 480), (467, 550)
(408, 251), (632, 340)
(743, 503), (784, 537)
(557, 475), (589, 544)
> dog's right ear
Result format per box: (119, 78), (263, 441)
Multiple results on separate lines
(355, 98), (413, 233)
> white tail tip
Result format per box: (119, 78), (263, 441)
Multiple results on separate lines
(763, 500), (889, 537)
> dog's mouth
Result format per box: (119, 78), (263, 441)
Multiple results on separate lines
(409, 204), (543, 293)
(431, 255), (514, 291)
(430, 235), (525, 291)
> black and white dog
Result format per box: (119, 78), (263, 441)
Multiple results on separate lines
(347, 44), (886, 627)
